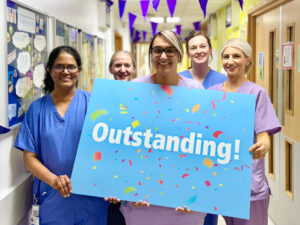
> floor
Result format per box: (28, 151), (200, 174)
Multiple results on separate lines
(217, 216), (275, 225)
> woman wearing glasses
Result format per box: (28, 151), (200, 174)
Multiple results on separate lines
(179, 31), (227, 89)
(14, 46), (108, 225)
(119, 31), (207, 225)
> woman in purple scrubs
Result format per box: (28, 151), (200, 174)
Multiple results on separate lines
(114, 30), (207, 225)
(209, 38), (281, 225)
(15, 46), (108, 225)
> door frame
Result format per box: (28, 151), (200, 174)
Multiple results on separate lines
(247, 0), (292, 82)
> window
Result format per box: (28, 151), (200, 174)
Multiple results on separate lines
(285, 25), (294, 115)
(269, 31), (276, 105)
(285, 139), (293, 199)
(268, 136), (274, 179)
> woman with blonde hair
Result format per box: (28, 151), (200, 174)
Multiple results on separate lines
(209, 38), (281, 225)
(117, 30), (207, 225)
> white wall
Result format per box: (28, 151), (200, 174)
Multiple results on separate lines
(0, 0), (130, 224)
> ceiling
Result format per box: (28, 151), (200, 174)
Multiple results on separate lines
(112, 0), (231, 36)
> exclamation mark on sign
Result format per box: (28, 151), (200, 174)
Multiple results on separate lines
(234, 140), (240, 160)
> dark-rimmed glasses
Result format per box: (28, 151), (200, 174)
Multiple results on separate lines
(152, 46), (177, 57)
(52, 64), (80, 73)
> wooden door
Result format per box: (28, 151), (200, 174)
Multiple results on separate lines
(115, 31), (123, 51)
(248, 1), (300, 225)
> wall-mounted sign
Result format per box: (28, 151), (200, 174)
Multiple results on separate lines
(282, 42), (294, 69)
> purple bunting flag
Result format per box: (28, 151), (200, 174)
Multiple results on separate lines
(130, 27), (135, 37)
(193, 21), (201, 31)
(152, 0), (160, 11)
(133, 30), (141, 43)
(128, 12), (137, 30)
(143, 30), (147, 42)
(175, 25), (181, 36)
(238, 0), (243, 10)
(106, 0), (114, 13)
(167, 0), (176, 17)
(119, 0), (126, 20)
(140, 0), (150, 21)
(151, 21), (158, 36)
(199, 0), (208, 17)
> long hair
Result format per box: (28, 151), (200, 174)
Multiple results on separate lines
(43, 46), (82, 93)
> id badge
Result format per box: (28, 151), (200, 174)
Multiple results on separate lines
(30, 204), (40, 225)
(30, 216), (39, 225)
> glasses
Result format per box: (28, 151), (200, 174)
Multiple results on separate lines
(152, 46), (177, 56)
(52, 64), (80, 73)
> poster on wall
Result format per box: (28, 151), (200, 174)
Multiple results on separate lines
(71, 79), (255, 219)
(6, 0), (48, 127)
(282, 42), (294, 69)
(55, 19), (78, 49)
(137, 43), (150, 77)
(96, 37), (105, 78)
(258, 52), (264, 80)
(79, 31), (95, 92)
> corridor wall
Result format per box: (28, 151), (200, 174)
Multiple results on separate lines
(0, 0), (130, 224)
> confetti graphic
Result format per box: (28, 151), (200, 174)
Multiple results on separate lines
(72, 79), (256, 220)
(185, 195), (197, 204)
(90, 109), (108, 121)
(124, 186), (136, 194)
(94, 152), (102, 161)
(131, 120), (140, 128)
(213, 131), (224, 138)
(192, 104), (200, 113)
(182, 173), (189, 179)
(203, 158), (213, 168)
(121, 159), (133, 166)
(161, 85), (174, 96)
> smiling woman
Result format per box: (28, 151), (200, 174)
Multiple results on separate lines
(117, 31), (207, 225)
(109, 50), (136, 81)
(209, 39), (281, 225)
(148, 30), (183, 85)
(179, 31), (227, 89)
(14, 46), (108, 225)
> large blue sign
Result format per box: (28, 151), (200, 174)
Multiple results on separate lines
(71, 78), (255, 219)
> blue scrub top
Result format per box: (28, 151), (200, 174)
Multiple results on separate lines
(15, 89), (108, 225)
(179, 69), (227, 89)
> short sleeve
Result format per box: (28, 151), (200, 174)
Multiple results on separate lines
(14, 104), (37, 153)
(254, 89), (281, 135)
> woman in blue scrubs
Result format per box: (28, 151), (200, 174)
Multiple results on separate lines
(15, 46), (108, 225)
(179, 31), (227, 89)
(179, 31), (226, 225)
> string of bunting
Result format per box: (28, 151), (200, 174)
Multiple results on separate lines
(114, 0), (244, 42)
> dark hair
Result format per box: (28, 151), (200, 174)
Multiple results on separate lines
(43, 46), (82, 93)
(185, 31), (212, 53)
